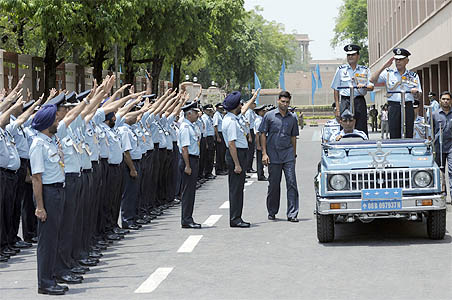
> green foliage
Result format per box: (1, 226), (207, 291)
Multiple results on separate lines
(331, 0), (368, 64)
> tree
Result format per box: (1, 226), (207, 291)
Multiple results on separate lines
(331, 0), (368, 64)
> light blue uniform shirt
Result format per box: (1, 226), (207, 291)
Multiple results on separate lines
(201, 114), (214, 137)
(239, 114), (250, 135)
(132, 123), (146, 155)
(0, 128), (12, 168)
(156, 115), (168, 149)
(178, 118), (200, 155)
(149, 113), (162, 147)
(377, 68), (422, 102)
(98, 122), (110, 159)
(29, 131), (65, 184)
(119, 124), (142, 160)
(84, 109), (105, 162)
(165, 115), (175, 150)
(245, 109), (256, 131)
(213, 111), (223, 132)
(196, 118), (206, 139)
(9, 116), (30, 159)
(222, 112), (248, 149)
(59, 124), (82, 174)
(4, 125), (21, 170)
(140, 112), (154, 151)
(168, 117), (179, 142)
(254, 115), (263, 133)
(331, 64), (373, 96)
(104, 123), (123, 164)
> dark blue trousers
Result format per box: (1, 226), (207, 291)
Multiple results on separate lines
(225, 148), (247, 224)
(121, 160), (141, 226)
(266, 160), (299, 218)
(37, 184), (65, 289)
(180, 155), (199, 225)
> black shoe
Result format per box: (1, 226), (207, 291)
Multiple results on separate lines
(78, 258), (97, 267)
(230, 221), (251, 228)
(2, 248), (16, 256)
(56, 284), (69, 292)
(106, 233), (121, 241)
(95, 243), (107, 250)
(123, 224), (140, 230)
(71, 267), (86, 275)
(287, 217), (299, 222)
(113, 227), (129, 235)
(195, 183), (202, 189)
(247, 169), (257, 173)
(245, 175), (251, 179)
(0, 254), (8, 262)
(181, 222), (202, 229)
(9, 246), (20, 253)
(38, 285), (66, 295)
(258, 176), (268, 181)
(31, 236), (38, 243)
(268, 215), (276, 220)
(205, 174), (216, 180)
(136, 218), (148, 225)
(89, 251), (102, 259)
(56, 274), (83, 284)
(173, 199), (181, 205)
(14, 240), (33, 249)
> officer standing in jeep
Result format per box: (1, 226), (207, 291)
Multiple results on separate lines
(370, 48), (422, 139)
(331, 44), (374, 136)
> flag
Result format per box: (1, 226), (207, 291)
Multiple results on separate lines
(316, 64), (322, 89)
(170, 65), (174, 83)
(279, 59), (286, 90)
(254, 72), (261, 105)
(311, 71), (317, 105)
(370, 91), (375, 102)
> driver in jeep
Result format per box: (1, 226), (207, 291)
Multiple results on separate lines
(329, 109), (368, 142)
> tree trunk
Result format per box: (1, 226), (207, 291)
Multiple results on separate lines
(151, 55), (165, 96)
(43, 39), (58, 97)
(124, 43), (135, 91)
(173, 60), (182, 92)
(93, 46), (108, 84)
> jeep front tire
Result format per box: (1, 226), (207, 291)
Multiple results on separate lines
(317, 213), (335, 243)
(427, 209), (446, 240)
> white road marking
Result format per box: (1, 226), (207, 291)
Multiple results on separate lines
(312, 130), (322, 141)
(134, 267), (174, 294)
(245, 181), (253, 186)
(220, 201), (229, 209)
(251, 173), (258, 179)
(177, 235), (203, 253)
(202, 215), (222, 227)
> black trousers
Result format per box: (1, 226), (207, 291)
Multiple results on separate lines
(98, 158), (109, 236)
(121, 160), (140, 226)
(256, 149), (264, 179)
(20, 159), (36, 242)
(247, 129), (256, 170)
(0, 171), (3, 251)
(388, 101), (414, 139)
(138, 151), (151, 216)
(55, 173), (81, 276)
(13, 159), (32, 242)
(199, 137), (207, 178)
(167, 143), (179, 203)
(225, 148), (247, 224)
(37, 184), (65, 289)
(150, 144), (160, 209)
(80, 170), (93, 259)
(204, 136), (215, 176)
(266, 160), (299, 218)
(1, 170), (18, 249)
(158, 148), (170, 205)
(215, 134), (226, 173)
(110, 164), (124, 230)
(340, 96), (368, 136)
(89, 161), (102, 243)
(180, 155), (199, 225)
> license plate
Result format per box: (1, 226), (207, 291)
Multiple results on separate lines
(361, 188), (402, 211)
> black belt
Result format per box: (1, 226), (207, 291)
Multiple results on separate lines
(20, 158), (30, 163)
(43, 182), (64, 188)
(109, 163), (121, 167)
(0, 167), (18, 174)
(83, 169), (93, 173)
(189, 154), (200, 158)
(100, 158), (108, 162)
(154, 143), (159, 148)
(236, 148), (248, 152)
(91, 160), (100, 165)
(132, 159), (140, 162)
(341, 95), (366, 100)
(66, 172), (81, 177)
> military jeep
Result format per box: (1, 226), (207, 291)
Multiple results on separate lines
(314, 136), (446, 243)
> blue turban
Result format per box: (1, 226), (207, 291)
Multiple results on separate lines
(105, 112), (115, 121)
(32, 104), (57, 132)
(222, 91), (241, 111)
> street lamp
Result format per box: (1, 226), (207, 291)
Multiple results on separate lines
(185, 75), (190, 81)
(193, 76), (198, 83)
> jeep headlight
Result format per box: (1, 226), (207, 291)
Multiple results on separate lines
(329, 174), (348, 190)
(413, 171), (432, 188)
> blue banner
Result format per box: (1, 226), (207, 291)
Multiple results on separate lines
(316, 64), (323, 89)
(311, 71), (316, 105)
(254, 72), (261, 105)
(370, 91), (375, 102)
(279, 59), (286, 90)
(170, 65), (174, 83)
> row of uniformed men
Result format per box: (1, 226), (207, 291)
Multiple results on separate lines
(1, 74), (229, 295)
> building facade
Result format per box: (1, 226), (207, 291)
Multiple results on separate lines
(368, 0), (452, 113)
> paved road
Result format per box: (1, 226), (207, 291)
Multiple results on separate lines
(1, 126), (451, 300)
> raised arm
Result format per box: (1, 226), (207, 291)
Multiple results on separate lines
(241, 88), (260, 115)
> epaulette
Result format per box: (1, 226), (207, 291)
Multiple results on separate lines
(408, 70), (417, 77)
(358, 65), (368, 70)
(338, 64), (347, 69)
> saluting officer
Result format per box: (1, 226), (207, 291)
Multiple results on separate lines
(370, 48), (422, 138)
(331, 44), (374, 136)
(222, 90), (258, 228)
(178, 102), (202, 229)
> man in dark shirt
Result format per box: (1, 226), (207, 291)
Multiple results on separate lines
(432, 91), (452, 193)
(259, 91), (300, 222)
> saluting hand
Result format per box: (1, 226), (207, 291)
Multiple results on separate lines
(383, 57), (394, 69)
(35, 208), (47, 222)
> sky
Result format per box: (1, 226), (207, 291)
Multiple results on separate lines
(244, 0), (345, 60)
